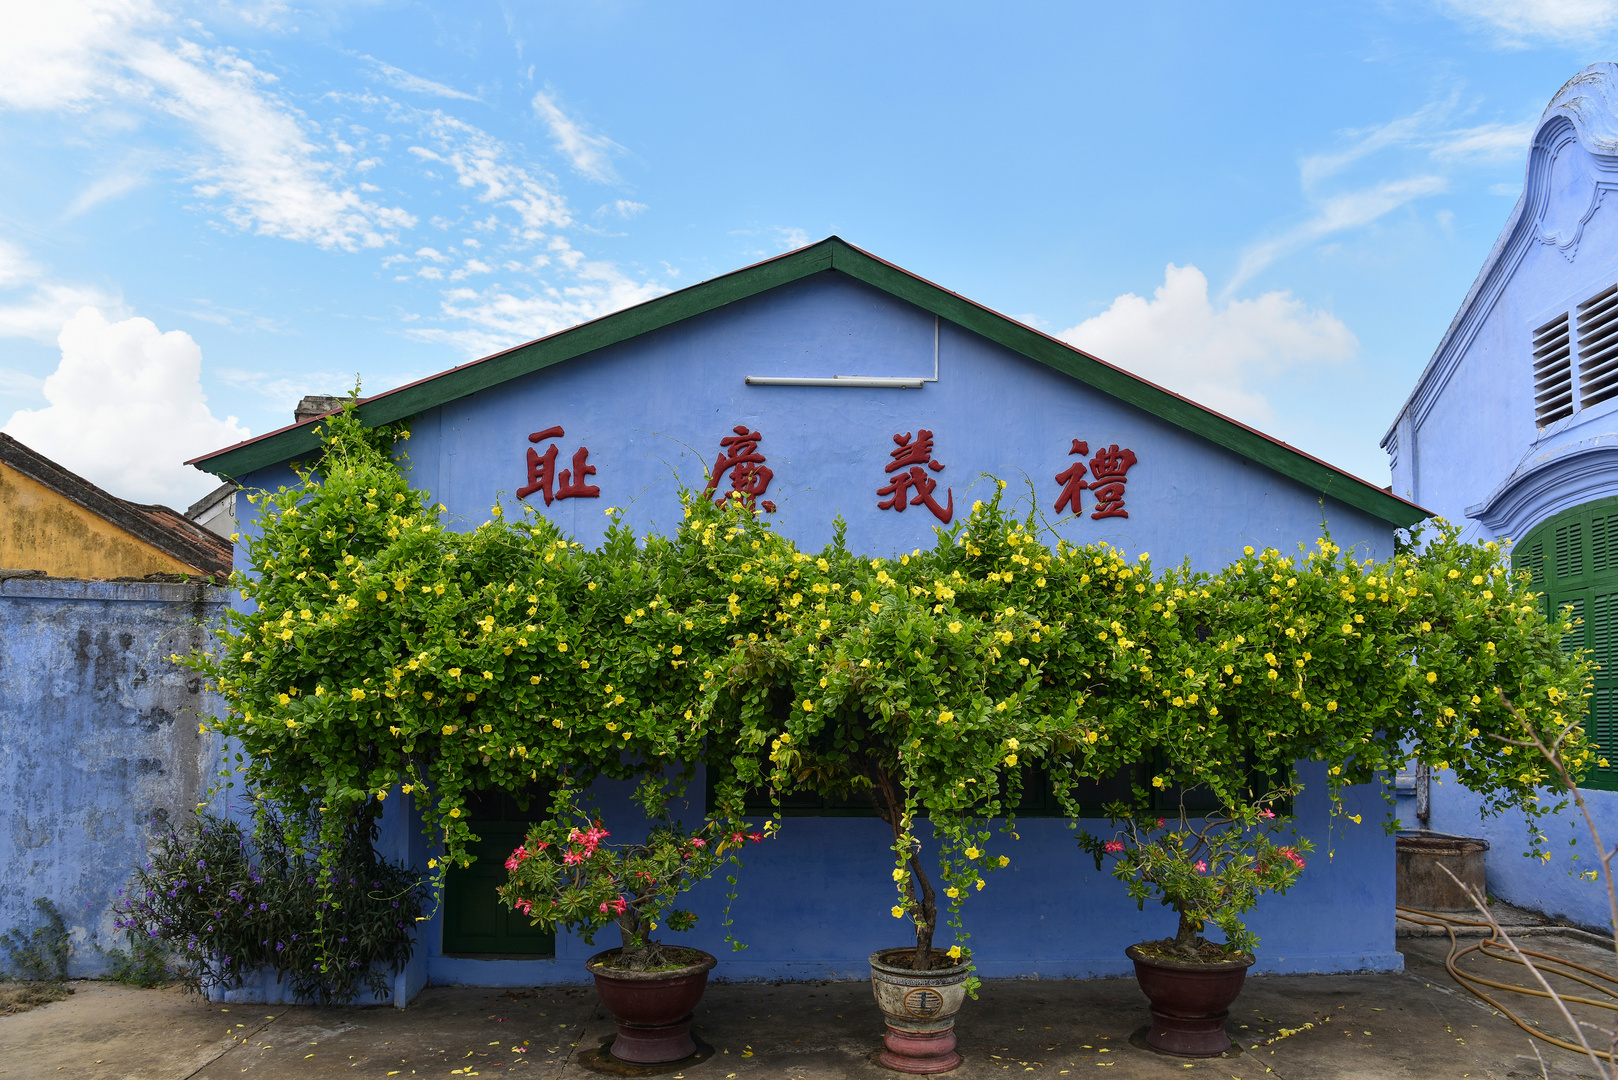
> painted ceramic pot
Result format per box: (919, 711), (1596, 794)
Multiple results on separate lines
(1126, 944), (1254, 1057)
(869, 947), (972, 1074)
(586, 947), (717, 1064)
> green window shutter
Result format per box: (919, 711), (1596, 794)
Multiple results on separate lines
(1515, 499), (1618, 791)
(1556, 520), (1585, 581)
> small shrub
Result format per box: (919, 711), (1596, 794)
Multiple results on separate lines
(97, 930), (173, 987)
(114, 806), (425, 1004)
(0, 898), (70, 982)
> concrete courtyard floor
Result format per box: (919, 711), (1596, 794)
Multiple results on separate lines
(2, 933), (1615, 1080)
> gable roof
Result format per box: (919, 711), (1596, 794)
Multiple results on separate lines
(1, 433), (233, 579)
(190, 237), (1425, 528)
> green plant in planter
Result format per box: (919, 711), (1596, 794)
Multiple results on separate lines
(707, 492), (1148, 984)
(1079, 797), (1311, 961)
(496, 789), (771, 970)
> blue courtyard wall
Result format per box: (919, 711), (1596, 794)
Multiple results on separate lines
(233, 267), (1405, 989)
(0, 575), (226, 977)
(1385, 63), (1618, 932)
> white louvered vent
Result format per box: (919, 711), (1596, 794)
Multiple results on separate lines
(1581, 283), (1618, 410)
(1534, 311), (1574, 426)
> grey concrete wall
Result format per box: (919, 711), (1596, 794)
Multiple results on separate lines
(0, 576), (227, 976)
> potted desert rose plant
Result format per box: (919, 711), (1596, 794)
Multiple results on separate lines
(1079, 794), (1311, 1057)
(497, 789), (769, 1065)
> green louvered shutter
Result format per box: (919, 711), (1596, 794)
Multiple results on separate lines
(1518, 498), (1618, 790)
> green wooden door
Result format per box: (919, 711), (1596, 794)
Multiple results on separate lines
(441, 790), (556, 957)
(1515, 496), (1618, 791)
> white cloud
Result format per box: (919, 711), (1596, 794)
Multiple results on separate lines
(361, 56), (479, 101)
(63, 155), (158, 217)
(0, 0), (415, 251)
(1437, 0), (1618, 42)
(1428, 121), (1536, 163)
(1060, 264), (1356, 425)
(1227, 175), (1447, 295)
(409, 251), (664, 357)
(603, 199), (647, 219)
(3, 307), (249, 506)
(532, 90), (623, 184)
(0, 239), (126, 343)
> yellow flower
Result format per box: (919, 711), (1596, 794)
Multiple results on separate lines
(557, 642), (568, 652)
(1151, 776), (1166, 789)
(377, 591), (388, 601)
(1244, 546), (1254, 555)
(1426, 671), (1438, 684)
(448, 667), (461, 677)
(948, 621), (963, 634)
(278, 693), (290, 705)
(672, 645), (682, 655)
(449, 808), (461, 818)
(891, 905), (905, 919)
(947, 945), (963, 959)
(350, 688), (366, 701)
(427, 858), (437, 869)
(1348, 814), (1362, 824)
(945, 887), (959, 898)
(975, 879), (985, 891)
(402, 784), (414, 794)
(965, 846), (980, 859)
(376, 790), (387, 801)
(1007, 738), (1019, 750)
(530, 676), (541, 685)
(997, 855), (1010, 867)
(938, 711), (954, 725)
(892, 868), (906, 882)
(1004, 753), (1018, 766)
(802, 699), (814, 712)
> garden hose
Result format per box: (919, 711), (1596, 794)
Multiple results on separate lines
(1396, 905), (1618, 1061)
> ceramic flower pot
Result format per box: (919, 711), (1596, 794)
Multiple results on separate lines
(586, 947), (717, 1064)
(1126, 944), (1254, 1056)
(869, 947), (972, 1074)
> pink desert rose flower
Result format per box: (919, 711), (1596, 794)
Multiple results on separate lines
(1104, 840), (1125, 853)
(1155, 818), (1165, 828)
(749, 832), (764, 843)
(1259, 809), (1275, 820)
(1194, 860), (1208, 873)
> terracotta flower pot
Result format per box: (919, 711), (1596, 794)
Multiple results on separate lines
(1126, 944), (1254, 1057)
(869, 947), (972, 1074)
(586, 947), (717, 1064)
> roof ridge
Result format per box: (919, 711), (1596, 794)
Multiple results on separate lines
(0, 433), (231, 579)
(188, 236), (1425, 528)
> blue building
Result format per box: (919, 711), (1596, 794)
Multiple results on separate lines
(1385, 64), (1618, 929)
(195, 238), (1422, 1002)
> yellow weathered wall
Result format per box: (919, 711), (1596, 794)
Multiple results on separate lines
(0, 461), (195, 578)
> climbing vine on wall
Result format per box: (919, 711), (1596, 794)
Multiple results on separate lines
(184, 403), (1592, 972)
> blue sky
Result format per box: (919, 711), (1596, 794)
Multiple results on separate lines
(0, 0), (1611, 507)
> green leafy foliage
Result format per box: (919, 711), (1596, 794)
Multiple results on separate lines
(1079, 795), (1311, 959)
(0, 899), (69, 983)
(496, 789), (771, 969)
(182, 410), (1592, 979)
(112, 810), (424, 1003)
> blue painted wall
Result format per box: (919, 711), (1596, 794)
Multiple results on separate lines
(1387, 63), (1618, 930)
(234, 265), (1404, 991)
(0, 576), (226, 977)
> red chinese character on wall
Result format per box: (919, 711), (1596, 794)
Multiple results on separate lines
(704, 425), (777, 513)
(1088, 443), (1137, 520)
(1053, 439), (1089, 516)
(877, 429), (953, 524)
(517, 426), (601, 505)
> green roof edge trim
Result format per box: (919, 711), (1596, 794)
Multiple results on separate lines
(190, 237), (1424, 529)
